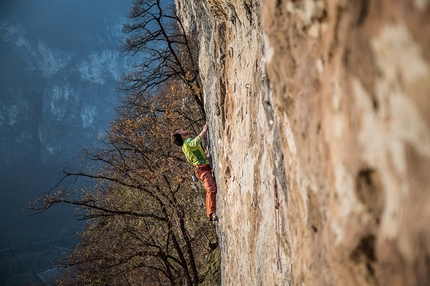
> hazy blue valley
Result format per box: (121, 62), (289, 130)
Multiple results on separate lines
(0, 1), (132, 284)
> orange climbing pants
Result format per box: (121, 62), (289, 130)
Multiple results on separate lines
(195, 164), (217, 218)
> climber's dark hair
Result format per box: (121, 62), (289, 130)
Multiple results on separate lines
(171, 130), (184, 146)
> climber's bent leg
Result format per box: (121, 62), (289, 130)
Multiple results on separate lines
(195, 164), (217, 218)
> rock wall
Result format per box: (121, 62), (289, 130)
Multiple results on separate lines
(176, 0), (430, 285)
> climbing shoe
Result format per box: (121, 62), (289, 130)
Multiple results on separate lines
(209, 213), (218, 221)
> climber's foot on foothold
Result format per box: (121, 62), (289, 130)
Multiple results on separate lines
(209, 213), (218, 221)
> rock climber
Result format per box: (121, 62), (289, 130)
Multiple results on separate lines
(171, 124), (217, 221)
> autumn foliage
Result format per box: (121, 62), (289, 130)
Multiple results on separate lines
(30, 1), (219, 285)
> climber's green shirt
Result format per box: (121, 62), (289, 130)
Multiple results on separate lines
(182, 136), (210, 166)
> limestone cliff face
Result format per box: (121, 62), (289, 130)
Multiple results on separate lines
(176, 0), (430, 285)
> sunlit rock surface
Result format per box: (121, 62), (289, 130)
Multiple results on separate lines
(176, 0), (430, 285)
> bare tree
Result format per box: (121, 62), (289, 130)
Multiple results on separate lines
(119, 0), (204, 116)
(30, 79), (217, 285)
(29, 1), (221, 284)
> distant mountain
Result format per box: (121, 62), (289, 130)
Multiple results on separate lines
(0, 4), (129, 167)
(0, 1), (133, 283)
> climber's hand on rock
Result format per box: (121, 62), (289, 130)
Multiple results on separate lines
(199, 124), (208, 138)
